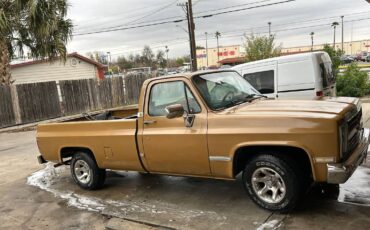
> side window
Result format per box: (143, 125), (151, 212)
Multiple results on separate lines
(243, 70), (274, 94)
(149, 81), (201, 117)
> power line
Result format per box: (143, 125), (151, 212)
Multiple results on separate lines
(75, 2), (179, 31)
(73, 0), (295, 36)
(106, 16), (370, 56)
(194, 0), (274, 14)
(110, 10), (370, 52)
(75, 0), (275, 33)
(75, 0), (179, 33)
(195, 10), (370, 39)
(73, 19), (186, 36)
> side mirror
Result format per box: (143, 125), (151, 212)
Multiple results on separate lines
(165, 104), (185, 119)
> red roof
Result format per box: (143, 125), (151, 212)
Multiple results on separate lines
(218, 57), (246, 64)
(11, 52), (106, 69)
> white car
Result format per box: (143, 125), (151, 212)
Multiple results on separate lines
(232, 52), (336, 99)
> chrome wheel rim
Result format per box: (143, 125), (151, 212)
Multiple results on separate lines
(74, 160), (91, 184)
(251, 167), (286, 204)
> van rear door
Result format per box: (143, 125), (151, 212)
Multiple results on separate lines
(241, 63), (277, 99)
(317, 53), (336, 97)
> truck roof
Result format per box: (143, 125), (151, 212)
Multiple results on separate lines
(155, 69), (235, 80)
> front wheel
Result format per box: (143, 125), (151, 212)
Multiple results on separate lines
(70, 151), (106, 190)
(242, 154), (303, 212)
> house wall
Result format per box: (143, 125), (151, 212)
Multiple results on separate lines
(11, 57), (99, 84)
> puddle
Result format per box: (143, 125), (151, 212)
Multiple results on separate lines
(338, 159), (370, 206)
(27, 163), (225, 228)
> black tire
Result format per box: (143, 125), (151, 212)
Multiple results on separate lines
(242, 154), (303, 213)
(70, 151), (106, 190)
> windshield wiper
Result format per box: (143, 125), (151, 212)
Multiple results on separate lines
(244, 94), (267, 102)
(216, 94), (267, 110)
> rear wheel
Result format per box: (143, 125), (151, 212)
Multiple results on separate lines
(70, 151), (106, 190)
(242, 154), (303, 212)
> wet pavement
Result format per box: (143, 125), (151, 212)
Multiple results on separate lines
(1, 104), (370, 229)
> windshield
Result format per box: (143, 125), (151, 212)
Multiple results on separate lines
(192, 71), (262, 110)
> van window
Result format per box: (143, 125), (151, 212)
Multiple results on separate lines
(319, 54), (335, 88)
(243, 70), (274, 94)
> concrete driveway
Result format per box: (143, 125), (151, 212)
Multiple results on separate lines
(1, 105), (370, 229)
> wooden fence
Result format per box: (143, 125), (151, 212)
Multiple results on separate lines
(0, 85), (16, 128)
(16, 81), (61, 124)
(124, 73), (151, 104)
(0, 73), (151, 128)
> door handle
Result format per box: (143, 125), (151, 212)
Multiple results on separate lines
(144, 120), (156, 125)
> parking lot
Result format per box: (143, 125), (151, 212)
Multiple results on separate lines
(1, 104), (370, 229)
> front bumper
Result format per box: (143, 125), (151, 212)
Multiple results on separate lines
(327, 128), (369, 184)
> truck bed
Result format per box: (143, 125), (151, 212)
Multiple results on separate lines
(36, 106), (144, 172)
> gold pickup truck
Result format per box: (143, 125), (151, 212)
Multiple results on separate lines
(36, 70), (369, 212)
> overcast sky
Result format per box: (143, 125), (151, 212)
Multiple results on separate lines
(67, 0), (370, 59)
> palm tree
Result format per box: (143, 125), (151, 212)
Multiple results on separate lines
(215, 31), (221, 63)
(331, 22), (340, 48)
(310, 32), (315, 51)
(0, 0), (73, 85)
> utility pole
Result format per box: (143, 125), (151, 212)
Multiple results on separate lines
(178, 0), (197, 72)
(341, 16), (344, 52)
(215, 31), (221, 63)
(205, 32), (209, 68)
(188, 0), (197, 71)
(268, 22), (271, 37)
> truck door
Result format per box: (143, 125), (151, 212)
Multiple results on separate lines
(242, 65), (277, 99)
(140, 78), (211, 176)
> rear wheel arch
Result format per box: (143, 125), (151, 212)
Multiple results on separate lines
(232, 145), (314, 181)
(60, 147), (97, 164)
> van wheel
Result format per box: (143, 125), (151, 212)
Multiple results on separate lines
(242, 154), (302, 213)
(70, 151), (106, 190)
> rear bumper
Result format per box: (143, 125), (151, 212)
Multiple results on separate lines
(37, 155), (47, 164)
(327, 128), (369, 184)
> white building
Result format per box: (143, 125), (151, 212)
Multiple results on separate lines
(10, 52), (106, 84)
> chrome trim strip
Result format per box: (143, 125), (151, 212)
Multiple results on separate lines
(209, 156), (231, 162)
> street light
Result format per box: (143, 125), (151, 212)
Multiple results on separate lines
(341, 16), (344, 52)
(205, 32), (209, 68)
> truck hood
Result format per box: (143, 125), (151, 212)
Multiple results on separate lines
(223, 97), (358, 116)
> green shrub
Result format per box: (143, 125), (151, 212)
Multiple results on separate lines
(336, 63), (370, 97)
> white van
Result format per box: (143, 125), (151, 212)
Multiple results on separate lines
(231, 52), (336, 99)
